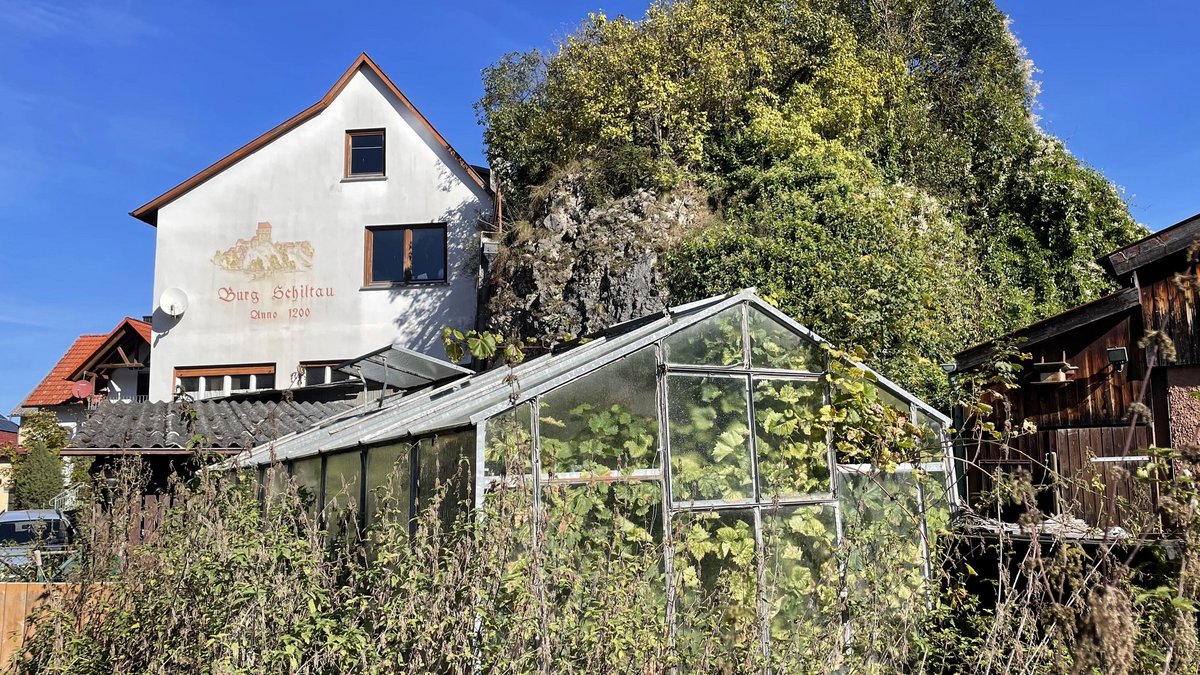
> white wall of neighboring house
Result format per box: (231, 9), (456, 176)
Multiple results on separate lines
(105, 343), (150, 401)
(148, 67), (490, 400)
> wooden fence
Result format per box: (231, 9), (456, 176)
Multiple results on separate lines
(0, 495), (180, 668)
(0, 583), (66, 668)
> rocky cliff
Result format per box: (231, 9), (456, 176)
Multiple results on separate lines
(487, 175), (707, 342)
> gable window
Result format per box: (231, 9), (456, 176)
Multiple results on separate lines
(175, 364), (276, 399)
(346, 129), (385, 177)
(364, 224), (447, 286)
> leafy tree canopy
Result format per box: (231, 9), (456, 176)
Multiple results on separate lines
(16, 411), (68, 453)
(477, 0), (1144, 404)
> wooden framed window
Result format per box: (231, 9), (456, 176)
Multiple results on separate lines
(174, 364), (276, 398)
(300, 361), (354, 386)
(363, 224), (447, 287)
(346, 129), (385, 177)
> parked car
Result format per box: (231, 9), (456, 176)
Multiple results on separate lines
(0, 510), (73, 579)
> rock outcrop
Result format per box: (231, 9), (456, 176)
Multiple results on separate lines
(487, 175), (705, 342)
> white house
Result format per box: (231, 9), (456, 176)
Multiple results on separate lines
(131, 53), (493, 401)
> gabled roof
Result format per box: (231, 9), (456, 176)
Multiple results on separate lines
(1100, 210), (1200, 278)
(0, 417), (18, 434)
(15, 334), (107, 412)
(68, 399), (354, 454)
(130, 52), (489, 226)
(66, 317), (152, 380)
(953, 287), (1141, 372)
(229, 289), (948, 468)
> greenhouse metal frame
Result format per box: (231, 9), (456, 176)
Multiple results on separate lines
(231, 288), (958, 663)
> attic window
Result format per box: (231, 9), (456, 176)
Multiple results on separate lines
(346, 129), (385, 177)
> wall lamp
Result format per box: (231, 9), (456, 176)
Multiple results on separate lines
(1107, 347), (1129, 373)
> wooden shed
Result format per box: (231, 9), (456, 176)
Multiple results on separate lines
(955, 211), (1200, 530)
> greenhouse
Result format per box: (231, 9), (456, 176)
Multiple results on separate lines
(231, 289), (957, 667)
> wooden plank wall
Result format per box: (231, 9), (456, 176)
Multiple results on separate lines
(1053, 426), (1154, 529)
(1140, 267), (1200, 366)
(128, 493), (174, 546)
(1008, 314), (1145, 430)
(0, 583), (67, 668)
(966, 425), (1154, 528)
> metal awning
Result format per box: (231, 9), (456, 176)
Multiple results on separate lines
(336, 344), (472, 391)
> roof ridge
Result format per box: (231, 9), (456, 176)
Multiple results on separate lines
(130, 52), (489, 226)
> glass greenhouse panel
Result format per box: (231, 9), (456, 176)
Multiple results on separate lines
(668, 374), (753, 502)
(761, 504), (841, 667)
(289, 456), (322, 519)
(919, 468), (952, 537)
(830, 380), (915, 465)
(876, 385), (911, 416)
(323, 451), (361, 512)
(541, 480), (664, 552)
(672, 508), (759, 672)
(416, 430), (474, 532)
(915, 410), (947, 462)
(664, 306), (744, 367)
(838, 468), (925, 601)
(753, 378), (830, 498)
(323, 451), (361, 537)
(748, 306), (823, 372)
(484, 404), (533, 478)
(262, 464), (289, 504)
(539, 347), (658, 476)
(365, 442), (412, 528)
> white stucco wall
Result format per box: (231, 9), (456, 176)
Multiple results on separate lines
(148, 68), (490, 400)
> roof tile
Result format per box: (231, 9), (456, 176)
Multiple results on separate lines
(19, 334), (107, 408)
(70, 399), (354, 450)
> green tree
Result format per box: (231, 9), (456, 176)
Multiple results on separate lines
(10, 443), (65, 510)
(477, 0), (1145, 404)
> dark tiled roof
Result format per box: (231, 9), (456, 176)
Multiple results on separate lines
(0, 417), (17, 434)
(70, 399), (354, 450)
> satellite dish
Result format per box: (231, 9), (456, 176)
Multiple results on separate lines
(71, 380), (93, 400)
(159, 287), (189, 317)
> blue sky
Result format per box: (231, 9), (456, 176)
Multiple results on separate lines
(0, 1), (1196, 418)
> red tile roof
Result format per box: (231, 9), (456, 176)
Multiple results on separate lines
(66, 318), (153, 381)
(128, 317), (152, 342)
(18, 317), (152, 410)
(19, 334), (107, 408)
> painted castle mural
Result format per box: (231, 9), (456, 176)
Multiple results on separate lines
(212, 222), (314, 278)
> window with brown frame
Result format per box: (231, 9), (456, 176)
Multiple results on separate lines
(174, 364), (276, 398)
(346, 129), (385, 177)
(363, 224), (447, 286)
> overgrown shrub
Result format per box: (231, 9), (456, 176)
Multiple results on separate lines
(9, 443), (64, 510)
(12, 349), (1198, 674)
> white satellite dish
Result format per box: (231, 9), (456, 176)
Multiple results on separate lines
(159, 287), (190, 317)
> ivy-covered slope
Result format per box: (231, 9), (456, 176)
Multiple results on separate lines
(477, 0), (1145, 404)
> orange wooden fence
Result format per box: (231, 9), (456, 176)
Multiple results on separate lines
(0, 583), (65, 668)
